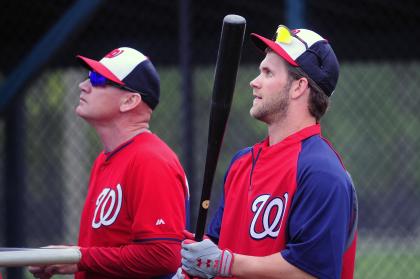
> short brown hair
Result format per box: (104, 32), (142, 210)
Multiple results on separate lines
(287, 65), (329, 122)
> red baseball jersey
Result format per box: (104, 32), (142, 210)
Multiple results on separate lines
(76, 132), (189, 278)
(208, 124), (357, 279)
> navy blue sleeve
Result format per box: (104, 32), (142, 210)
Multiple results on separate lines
(207, 194), (224, 243)
(207, 147), (252, 243)
(281, 138), (354, 279)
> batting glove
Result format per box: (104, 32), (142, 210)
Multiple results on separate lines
(171, 267), (191, 279)
(181, 239), (234, 278)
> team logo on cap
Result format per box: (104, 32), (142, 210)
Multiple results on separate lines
(105, 49), (124, 58)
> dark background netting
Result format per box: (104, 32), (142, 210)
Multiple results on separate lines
(1, 0), (419, 278)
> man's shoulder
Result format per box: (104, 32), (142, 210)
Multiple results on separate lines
(133, 133), (173, 152)
(298, 135), (348, 178)
(231, 146), (253, 162)
(131, 133), (182, 165)
(226, 146), (253, 170)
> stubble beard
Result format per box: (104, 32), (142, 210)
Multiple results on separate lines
(250, 86), (291, 124)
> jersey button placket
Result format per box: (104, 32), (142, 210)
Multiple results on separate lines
(249, 147), (262, 191)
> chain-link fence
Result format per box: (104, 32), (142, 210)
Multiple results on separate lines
(1, 0), (419, 278)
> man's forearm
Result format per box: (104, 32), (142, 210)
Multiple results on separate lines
(79, 241), (180, 277)
(232, 252), (315, 279)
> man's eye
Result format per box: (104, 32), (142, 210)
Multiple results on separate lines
(265, 71), (273, 77)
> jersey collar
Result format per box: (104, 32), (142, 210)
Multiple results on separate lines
(104, 131), (151, 161)
(257, 124), (321, 150)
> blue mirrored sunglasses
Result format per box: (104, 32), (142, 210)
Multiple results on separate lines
(88, 71), (139, 93)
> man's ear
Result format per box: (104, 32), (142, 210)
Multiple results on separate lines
(120, 93), (142, 112)
(290, 77), (310, 99)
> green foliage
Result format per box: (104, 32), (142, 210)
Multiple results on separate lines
(356, 238), (420, 278)
(323, 62), (420, 194)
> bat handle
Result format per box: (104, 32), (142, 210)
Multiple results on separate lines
(194, 215), (205, 241)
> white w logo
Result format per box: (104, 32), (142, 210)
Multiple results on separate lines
(249, 193), (288, 239)
(92, 184), (123, 229)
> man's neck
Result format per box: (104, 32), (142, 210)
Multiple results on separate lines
(267, 116), (316, 146)
(94, 122), (150, 152)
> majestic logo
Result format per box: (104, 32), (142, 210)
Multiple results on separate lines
(249, 193), (288, 239)
(155, 218), (166, 226)
(92, 184), (123, 229)
(105, 49), (124, 58)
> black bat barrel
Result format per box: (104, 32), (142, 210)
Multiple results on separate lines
(195, 15), (246, 241)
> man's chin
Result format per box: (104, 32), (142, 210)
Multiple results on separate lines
(250, 109), (265, 122)
(252, 108), (277, 125)
(75, 107), (89, 120)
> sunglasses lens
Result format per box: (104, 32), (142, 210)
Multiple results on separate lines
(89, 71), (107, 86)
(275, 25), (292, 44)
(88, 71), (135, 93)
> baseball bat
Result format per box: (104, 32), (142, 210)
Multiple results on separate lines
(195, 14), (246, 241)
(0, 247), (81, 267)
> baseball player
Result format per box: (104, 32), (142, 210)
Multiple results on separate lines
(177, 25), (357, 279)
(29, 47), (189, 278)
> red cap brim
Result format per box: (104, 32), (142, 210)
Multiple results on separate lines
(76, 55), (125, 85)
(250, 33), (299, 67)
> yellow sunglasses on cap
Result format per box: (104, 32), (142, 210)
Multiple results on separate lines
(274, 25), (293, 44)
(273, 25), (308, 49)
